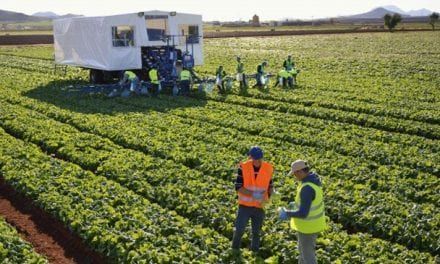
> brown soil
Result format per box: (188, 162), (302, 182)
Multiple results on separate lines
(0, 177), (105, 264)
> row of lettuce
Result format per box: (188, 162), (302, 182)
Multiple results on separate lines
(0, 91), (438, 259)
(0, 217), (47, 263)
(0, 126), (245, 263)
(1, 53), (438, 176)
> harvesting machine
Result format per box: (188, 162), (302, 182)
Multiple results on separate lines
(53, 10), (214, 95)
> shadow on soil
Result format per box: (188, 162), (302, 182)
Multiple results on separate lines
(23, 79), (208, 116)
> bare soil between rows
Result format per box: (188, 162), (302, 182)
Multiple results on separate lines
(0, 176), (105, 264)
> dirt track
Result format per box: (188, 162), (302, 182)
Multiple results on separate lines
(0, 177), (105, 264)
(0, 28), (432, 45)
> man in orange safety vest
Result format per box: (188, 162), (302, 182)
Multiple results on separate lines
(232, 146), (274, 253)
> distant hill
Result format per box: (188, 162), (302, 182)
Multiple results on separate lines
(406, 9), (433, 17)
(381, 5), (406, 14)
(0, 9), (82, 23)
(340, 6), (435, 20)
(0, 9), (46, 22)
(58, 13), (82, 19)
(32, 11), (58, 18)
(341, 7), (409, 20)
(32, 11), (82, 19)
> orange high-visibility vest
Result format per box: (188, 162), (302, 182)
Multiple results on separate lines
(238, 160), (273, 208)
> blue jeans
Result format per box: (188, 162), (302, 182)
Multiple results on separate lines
(129, 77), (139, 91)
(180, 80), (190, 95)
(232, 205), (265, 252)
(298, 232), (318, 264)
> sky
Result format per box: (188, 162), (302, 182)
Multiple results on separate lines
(1, 0), (439, 21)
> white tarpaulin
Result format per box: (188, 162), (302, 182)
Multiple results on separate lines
(54, 11), (203, 71)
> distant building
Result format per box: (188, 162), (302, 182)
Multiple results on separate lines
(252, 14), (260, 26)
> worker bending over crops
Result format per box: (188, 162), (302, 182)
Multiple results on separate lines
(216, 65), (227, 93)
(119, 70), (139, 91)
(278, 160), (327, 264)
(253, 61), (268, 89)
(117, 70), (139, 97)
(274, 68), (293, 88)
(232, 146), (274, 253)
(179, 67), (192, 96)
(288, 68), (300, 87)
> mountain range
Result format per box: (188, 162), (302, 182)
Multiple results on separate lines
(340, 5), (435, 20)
(0, 5), (437, 23)
(0, 10), (82, 22)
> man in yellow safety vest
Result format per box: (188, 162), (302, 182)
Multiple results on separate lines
(279, 160), (327, 264)
(148, 66), (160, 96)
(119, 70), (139, 92)
(179, 67), (192, 96)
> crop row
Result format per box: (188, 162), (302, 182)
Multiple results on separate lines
(0, 217), (48, 264)
(0, 98), (438, 262)
(2, 46), (439, 130)
(1, 95), (438, 255)
(0, 54), (82, 77)
(0, 127), (240, 263)
(200, 92), (440, 140)
(165, 95), (440, 176)
(225, 86), (440, 125)
(3, 44), (439, 115)
(3, 91), (438, 207)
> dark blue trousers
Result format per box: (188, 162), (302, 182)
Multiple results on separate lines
(232, 205), (265, 252)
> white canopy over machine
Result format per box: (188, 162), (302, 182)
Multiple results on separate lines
(53, 10), (203, 71)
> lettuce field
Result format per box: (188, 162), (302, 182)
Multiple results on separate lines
(0, 31), (439, 263)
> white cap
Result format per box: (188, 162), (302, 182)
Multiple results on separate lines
(289, 160), (308, 174)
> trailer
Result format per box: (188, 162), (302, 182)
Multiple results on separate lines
(53, 10), (203, 87)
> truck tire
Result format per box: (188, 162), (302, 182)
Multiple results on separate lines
(90, 69), (104, 84)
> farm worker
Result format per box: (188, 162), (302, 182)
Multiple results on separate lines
(236, 56), (248, 93)
(278, 160), (327, 264)
(216, 65), (227, 93)
(120, 71), (138, 90)
(179, 67), (192, 96)
(288, 68), (300, 86)
(274, 68), (292, 88)
(253, 61), (268, 88)
(148, 66), (160, 96)
(232, 146), (274, 253)
(283, 55), (295, 71)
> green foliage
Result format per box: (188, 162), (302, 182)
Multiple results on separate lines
(384, 13), (402, 32)
(429, 12), (439, 30)
(0, 217), (48, 264)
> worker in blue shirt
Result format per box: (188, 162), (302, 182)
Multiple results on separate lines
(278, 160), (327, 264)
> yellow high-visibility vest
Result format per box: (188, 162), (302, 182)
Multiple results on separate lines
(290, 182), (327, 234)
(180, 70), (191, 81)
(125, 71), (137, 80)
(149, 69), (159, 84)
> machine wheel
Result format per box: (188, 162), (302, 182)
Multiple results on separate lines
(90, 69), (104, 84)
